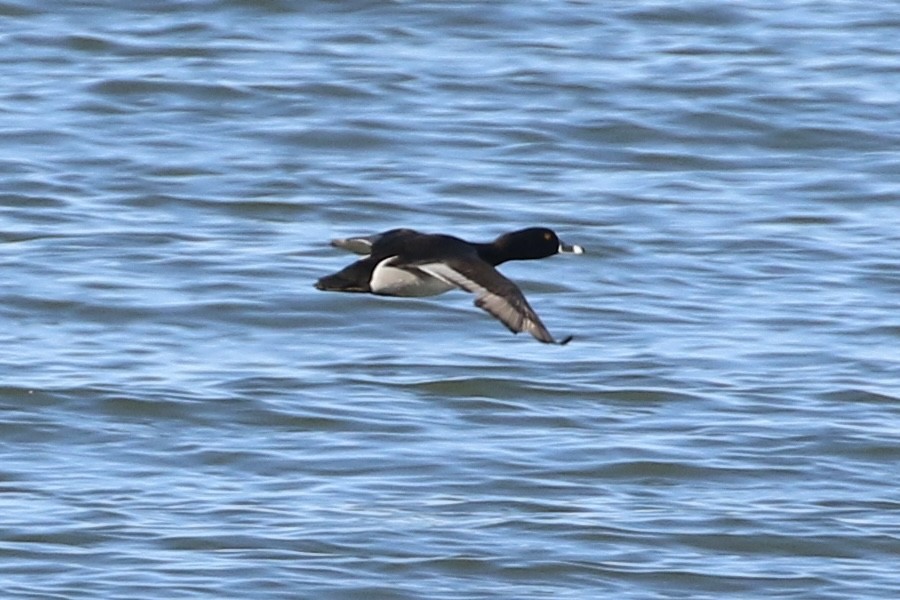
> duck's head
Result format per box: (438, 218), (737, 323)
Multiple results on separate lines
(490, 227), (585, 263)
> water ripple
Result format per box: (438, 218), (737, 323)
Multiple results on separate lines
(2, 1), (899, 599)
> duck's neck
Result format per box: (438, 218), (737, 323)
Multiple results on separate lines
(474, 243), (507, 266)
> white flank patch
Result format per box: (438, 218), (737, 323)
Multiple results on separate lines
(370, 257), (454, 297)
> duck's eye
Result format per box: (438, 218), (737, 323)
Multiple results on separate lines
(544, 232), (552, 241)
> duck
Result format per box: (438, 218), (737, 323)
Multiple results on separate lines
(314, 227), (584, 344)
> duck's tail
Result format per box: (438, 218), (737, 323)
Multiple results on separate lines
(314, 258), (378, 293)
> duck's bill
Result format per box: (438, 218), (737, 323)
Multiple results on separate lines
(559, 242), (585, 254)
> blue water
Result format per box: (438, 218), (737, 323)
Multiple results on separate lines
(2, 1), (899, 598)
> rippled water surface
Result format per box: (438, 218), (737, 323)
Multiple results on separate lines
(2, 1), (899, 598)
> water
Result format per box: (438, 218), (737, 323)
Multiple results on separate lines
(2, 1), (899, 598)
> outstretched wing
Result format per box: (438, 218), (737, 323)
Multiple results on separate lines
(419, 260), (566, 344)
(330, 228), (423, 256)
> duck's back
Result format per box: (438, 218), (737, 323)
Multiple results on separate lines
(372, 231), (476, 264)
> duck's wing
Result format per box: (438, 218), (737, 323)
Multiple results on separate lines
(331, 236), (377, 255)
(418, 260), (570, 344)
(330, 228), (422, 256)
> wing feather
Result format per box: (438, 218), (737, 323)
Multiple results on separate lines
(419, 261), (561, 344)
